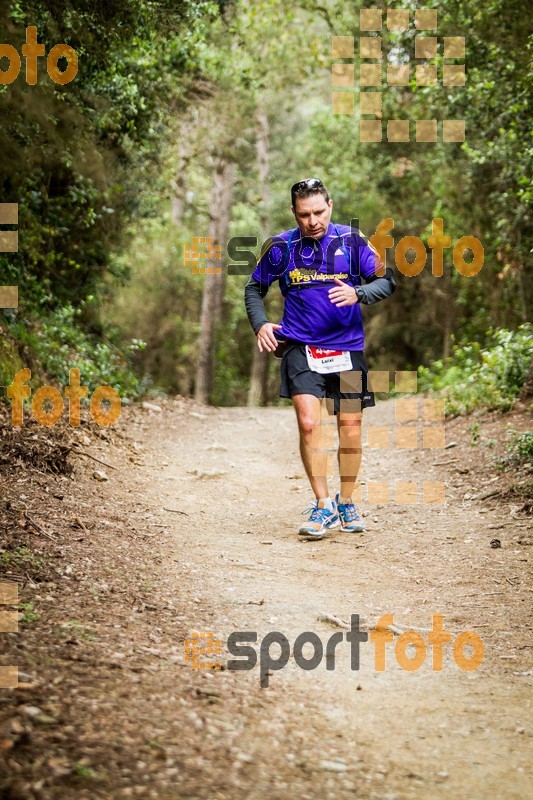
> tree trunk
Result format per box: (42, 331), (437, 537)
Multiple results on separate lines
(442, 280), (453, 360)
(195, 158), (235, 404)
(248, 108), (270, 407)
(170, 118), (192, 226)
(520, 354), (533, 401)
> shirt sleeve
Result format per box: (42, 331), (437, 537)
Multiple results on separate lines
(244, 276), (270, 334)
(347, 230), (384, 281)
(356, 268), (396, 304)
(251, 235), (290, 286)
(343, 228), (395, 304)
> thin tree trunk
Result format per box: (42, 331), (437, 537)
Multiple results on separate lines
(520, 355), (533, 401)
(515, 229), (528, 323)
(170, 118), (192, 226)
(440, 273), (454, 360)
(442, 294), (452, 360)
(195, 159), (235, 404)
(248, 108), (270, 406)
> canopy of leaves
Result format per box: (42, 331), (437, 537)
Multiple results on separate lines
(0, 0), (530, 402)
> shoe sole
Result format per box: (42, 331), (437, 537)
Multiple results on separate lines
(340, 525), (365, 532)
(298, 518), (341, 537)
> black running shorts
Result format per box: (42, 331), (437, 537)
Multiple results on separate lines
(279, 342), (375, 414)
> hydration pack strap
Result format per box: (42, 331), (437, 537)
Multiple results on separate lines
(280, 225), (355, 295)
(333, 224), (352, 268)
(280, 227), (298, 296)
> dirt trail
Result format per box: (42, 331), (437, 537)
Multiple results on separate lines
(1, 399), (531, 799)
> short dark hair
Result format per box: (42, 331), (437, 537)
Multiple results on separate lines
(291, 177), (330, 208)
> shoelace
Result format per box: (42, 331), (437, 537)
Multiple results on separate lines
(302, 503), (331, 523)
(339, 502), (360, 522)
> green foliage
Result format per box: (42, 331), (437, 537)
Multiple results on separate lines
(418, 324), (533, 414)
(73, 764), (98, 780)
(17, 602), (40, 625)
(1, 0), (212, 302)
(212, 280), (251, 406)
(7, 304), (145, 396)
(368, 0), (531, 343)
(0, 0), (530, 407)
(0, 0), (219, 394)
(0, 545), (47, 575)
(0, 331), (25, 390)
(503, 430), (533, 469)
(105, 218), (203, 395)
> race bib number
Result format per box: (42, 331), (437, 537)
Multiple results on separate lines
(306, 346), (352, 374)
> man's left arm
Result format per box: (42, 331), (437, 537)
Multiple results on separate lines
(355, 235), (396, 304)
(328, 230), (396, 307)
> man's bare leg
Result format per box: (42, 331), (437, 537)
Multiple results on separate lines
(292, 393), (330, 499)
(337, 410), (363, 499)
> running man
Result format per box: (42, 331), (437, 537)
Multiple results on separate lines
(244, 178), (395, 539)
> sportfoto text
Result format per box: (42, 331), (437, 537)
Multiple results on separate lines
(221, 217), (483, 277)
(227, 614), (484, 688)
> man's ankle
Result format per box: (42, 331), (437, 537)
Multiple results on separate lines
(317, 496), (334, 511)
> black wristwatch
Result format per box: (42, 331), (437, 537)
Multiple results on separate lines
(355, 286), (365, 303)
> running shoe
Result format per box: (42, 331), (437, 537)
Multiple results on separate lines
(335, 494), (365, 532)
(298, 500), (340, 539)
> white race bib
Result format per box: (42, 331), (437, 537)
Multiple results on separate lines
(306, 346), (352, 374)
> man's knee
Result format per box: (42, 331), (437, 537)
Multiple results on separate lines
(294, 396), (322, 439)
(298, 414), (320, 438)
(339, 422), (362, 449)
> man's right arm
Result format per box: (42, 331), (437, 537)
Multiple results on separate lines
(244, 233), (290, 347)
(244, 276), (284, 352)
(244, 276), (270, 334)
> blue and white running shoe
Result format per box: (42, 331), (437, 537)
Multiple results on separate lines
(335, 493), (365, 532)
(298, 500), (340, 539)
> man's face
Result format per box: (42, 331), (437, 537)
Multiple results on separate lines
(292, 193), (333, 239)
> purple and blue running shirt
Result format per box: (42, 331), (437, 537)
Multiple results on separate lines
(251, 222), (380, 350)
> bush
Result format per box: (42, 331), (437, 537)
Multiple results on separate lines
(505, 431), (533, 469)
(3, 304), (146, 399)
(418, 324), (533, 414)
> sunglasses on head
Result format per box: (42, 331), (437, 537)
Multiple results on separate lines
(291, 178), (324, 194)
